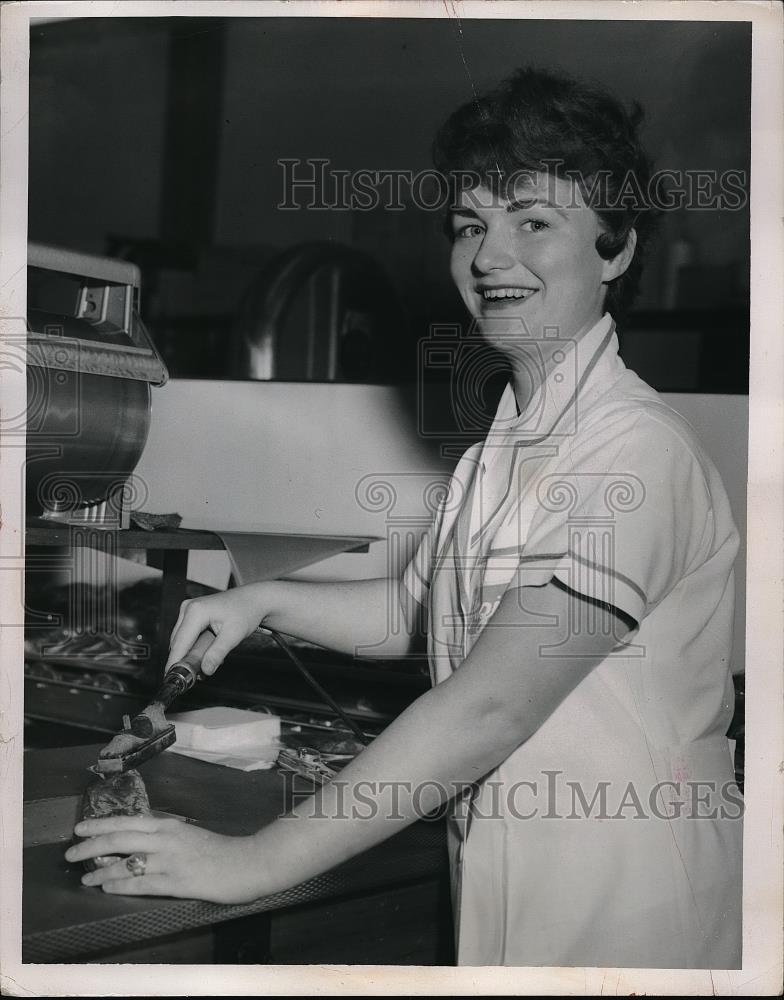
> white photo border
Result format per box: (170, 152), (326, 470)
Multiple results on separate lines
(1, 1), (782, 995)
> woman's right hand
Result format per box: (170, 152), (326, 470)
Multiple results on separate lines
(165, 584), (272, 676)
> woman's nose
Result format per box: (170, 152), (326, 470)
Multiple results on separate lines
(471, 228), (516, 274)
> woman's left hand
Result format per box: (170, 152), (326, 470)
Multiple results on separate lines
(65, 815), (266, 903)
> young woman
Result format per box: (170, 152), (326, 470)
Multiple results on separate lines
(68, 68), (743, 969)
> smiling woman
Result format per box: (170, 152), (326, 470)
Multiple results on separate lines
(68, 65), (743, 971)
(446, 177), (636, 407)
(433, 66), (657, 323)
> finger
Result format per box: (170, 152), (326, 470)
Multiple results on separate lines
(66, 832), (156, 863)
(165, 604), (209, 671)
(101, 874), (170, 896)
(81, 855), (157, 887)
(199, 625), (245, 676)
(73, 815), (160, 838)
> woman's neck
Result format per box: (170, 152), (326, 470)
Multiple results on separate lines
(508, 312), (608, 416)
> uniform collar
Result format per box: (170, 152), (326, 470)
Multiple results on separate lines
(487, 313), (619, 442)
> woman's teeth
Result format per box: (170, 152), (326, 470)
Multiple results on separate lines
(482, 288), (536, 301)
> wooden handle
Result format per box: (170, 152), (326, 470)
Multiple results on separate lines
(174, 629), (214, 674)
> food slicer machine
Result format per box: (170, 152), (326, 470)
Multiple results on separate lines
(25, 241), (168, 527)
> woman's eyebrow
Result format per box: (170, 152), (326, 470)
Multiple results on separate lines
(449, 206), (480, 219)
(449, 199), (570, 221)
(506, 197), (569, 219)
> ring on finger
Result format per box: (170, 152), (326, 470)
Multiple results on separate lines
(126, 853), (147, 877)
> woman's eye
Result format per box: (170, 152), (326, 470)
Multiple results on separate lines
(454, 223), (485, 240)
(521, 219), (549, 234)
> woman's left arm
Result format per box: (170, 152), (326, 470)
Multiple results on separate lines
(66, 579), (631, 901)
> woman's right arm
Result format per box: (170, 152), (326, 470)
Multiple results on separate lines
(165, 577), (415, 675)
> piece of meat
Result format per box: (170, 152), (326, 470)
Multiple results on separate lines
(77, 769), (151, 872)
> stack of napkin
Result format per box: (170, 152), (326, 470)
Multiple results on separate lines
(166, 707), (282, 771)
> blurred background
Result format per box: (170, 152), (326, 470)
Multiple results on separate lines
(29, 15), (750, 391)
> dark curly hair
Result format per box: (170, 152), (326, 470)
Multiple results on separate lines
(432, 67), (659, 318)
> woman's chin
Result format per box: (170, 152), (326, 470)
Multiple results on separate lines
(476, 314), (541, 346)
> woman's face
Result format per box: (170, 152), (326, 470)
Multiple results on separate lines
(449, 173), (622, 355)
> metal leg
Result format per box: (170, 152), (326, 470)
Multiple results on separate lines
(156, 549), (189, 654)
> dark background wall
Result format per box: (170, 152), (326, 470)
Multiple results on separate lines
(28, 15), (751, 389)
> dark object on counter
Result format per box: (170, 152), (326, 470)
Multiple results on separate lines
(78, 769), (151, 873)
(95, 630), (212, 773)
(130, 511), (183, 532)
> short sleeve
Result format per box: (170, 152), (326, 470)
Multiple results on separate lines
(511, 412), (714, 626)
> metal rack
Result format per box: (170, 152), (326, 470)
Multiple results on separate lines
(24, 520), (381, 739)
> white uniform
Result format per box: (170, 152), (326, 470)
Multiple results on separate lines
(401, 314), (743, 968)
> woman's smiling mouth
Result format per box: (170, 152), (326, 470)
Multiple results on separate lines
(480, 286), (538, 304)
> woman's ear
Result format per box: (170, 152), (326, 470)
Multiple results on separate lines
(601, 228), (637, 283)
